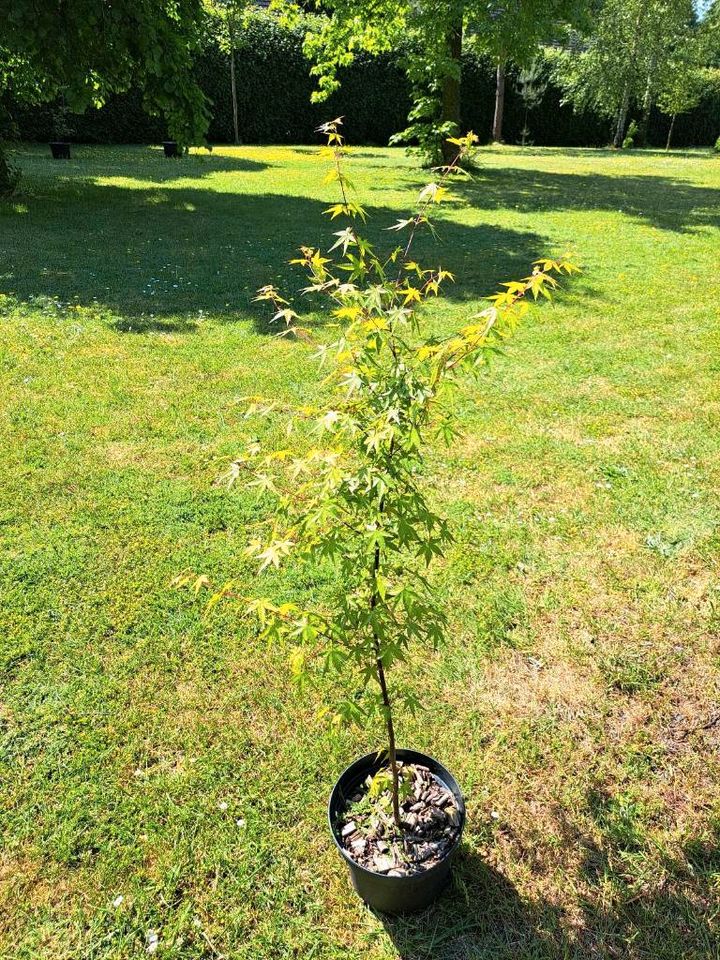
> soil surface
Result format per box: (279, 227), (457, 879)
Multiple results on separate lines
(338, 762), (461, 877)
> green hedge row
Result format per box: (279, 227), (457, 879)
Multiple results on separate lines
(6, 14), (720, 149)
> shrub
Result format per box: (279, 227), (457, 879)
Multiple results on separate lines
(182, 122), (577, 826)
(622, 120), (639, 149)
(0, 107), (20, 197)
(0, 145), (20, 197)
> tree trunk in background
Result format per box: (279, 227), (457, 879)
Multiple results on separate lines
(613, 87), (630, 147)
(637, 60), (656, 148)
(637, 99), (653, 148)
(492, 61), (506, 142)
(440, 15), (463, 165)
(230, 48), (240, 145)
(666, 114), (676, 151)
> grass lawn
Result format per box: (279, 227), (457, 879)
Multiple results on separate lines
(1, 142), (719, 959)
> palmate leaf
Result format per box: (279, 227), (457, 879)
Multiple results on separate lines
(324, 201), (368, 222)
(329, 227), (357, 255)
(387, 218), (414, 232)
(247, 538), (295, 572)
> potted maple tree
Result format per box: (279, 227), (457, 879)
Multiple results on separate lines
(186, 120), (576, 913)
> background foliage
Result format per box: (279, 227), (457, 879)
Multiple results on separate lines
(5, 14), (720, 148)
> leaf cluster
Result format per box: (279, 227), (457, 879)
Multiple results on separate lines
(185, 120), (577, 731)
(0, 0), (210, 147)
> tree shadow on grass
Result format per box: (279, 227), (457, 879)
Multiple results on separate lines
(13, 144), (272, 181)
(573, 792), (720, 960)
(452, 167), (720, 234)
(380, 815), (719, 960)
(378, 849), (568, 960)
(12, 148), (687, 333)
(0, 179), (548, 333)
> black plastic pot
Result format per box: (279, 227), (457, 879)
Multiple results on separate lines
(162, 140), (179, 158)
(50, 141), (71, 160)
(328, 748), (465, 914)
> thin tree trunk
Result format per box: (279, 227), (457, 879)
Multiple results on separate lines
(440, 14), (463, 165)
(492, 61), (506, 142)
(637, 60), (656, 148)
(613, 87), (630, 148)
(370, 534), (401, 829)
(666, 114), (676, 151)
(369, 448), (401, 831)
(230, 48), (240, 145)
(374, 636), (401, 829)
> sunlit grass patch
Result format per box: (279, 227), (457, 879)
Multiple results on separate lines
(1, 143), (719, 959)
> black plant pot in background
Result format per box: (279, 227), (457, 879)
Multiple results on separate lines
(328, 749), (466, 914)
(50, 141), (71, 159)
(162, 140), (179, 158)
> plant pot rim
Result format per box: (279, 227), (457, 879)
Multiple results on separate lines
(327, 747), (466, 883)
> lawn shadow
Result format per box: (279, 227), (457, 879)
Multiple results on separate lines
(379, 817), (720, 960)
(1, 177), (548, 333)
(453, 166), (720, 234)
(378, 849), (567, 960)
(12, 144), (272, 180)
(111, 315), (203, 334)
(551, 794), (720, 960)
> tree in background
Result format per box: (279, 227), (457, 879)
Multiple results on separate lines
(287, 0), (466, 164)
(0, 0), (209, 193)
(635, 0), (698, 145)
(473, 0), (588, 144)
(701, 0), (720, 65)
(658, 65), (706, 149)
(205, 0), (250, 145)
(515, 59), (547, 145)
(560, 0), (697, 148)
(277, 0), (586, 162)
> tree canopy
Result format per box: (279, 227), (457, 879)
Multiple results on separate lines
(277, 0), (588, 159)
(0, 0), (209, 146)
(559, 0), (698, 146)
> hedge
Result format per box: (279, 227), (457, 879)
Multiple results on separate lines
(6, 14), (720, 149)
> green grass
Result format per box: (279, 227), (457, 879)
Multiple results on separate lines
(1, 142), (719, 959)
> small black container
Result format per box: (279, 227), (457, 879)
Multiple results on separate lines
(162, 140), (179, 158)
(50, 141), (71, 160)
(328, 748), (465, 914)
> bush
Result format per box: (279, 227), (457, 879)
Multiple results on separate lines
(0, 144), (20, 197)
(0, 106), (20, 197)
(714, 135), (720, 153)
(622, 120), (639, 149)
